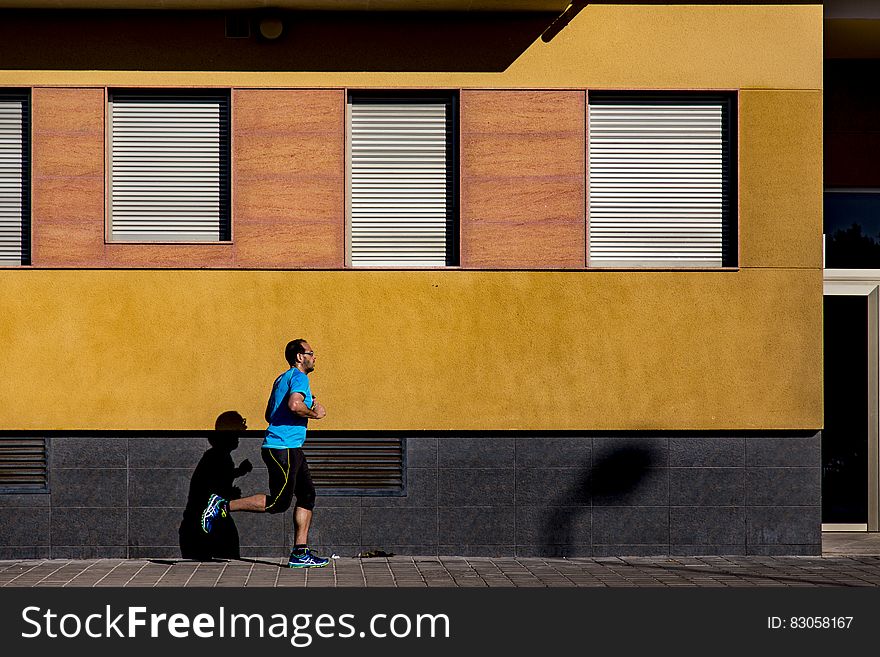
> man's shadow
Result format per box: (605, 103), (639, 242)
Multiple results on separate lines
(179, 411), (253, 561)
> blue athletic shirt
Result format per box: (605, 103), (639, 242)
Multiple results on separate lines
(263, 367), (313, 449)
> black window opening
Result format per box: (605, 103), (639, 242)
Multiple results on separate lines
(303, 435), (405, 496)
(0, 437), (48, 493)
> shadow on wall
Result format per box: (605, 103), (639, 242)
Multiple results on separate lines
(545, 446), (655, 551)
(0, 10), (560, 72)
(179, 410), (253, 561)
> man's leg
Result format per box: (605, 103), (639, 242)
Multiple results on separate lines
(286, 450), (327, 567)
(202, 448), (289, 533)
(230, 494), (266, 512)
(293, 506), (312, 546)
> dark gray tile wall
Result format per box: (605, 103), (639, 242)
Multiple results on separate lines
(0, 432), (822, 558)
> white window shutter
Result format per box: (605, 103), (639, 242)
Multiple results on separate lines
(0, 92), (28, 266)
(109, 93), (230, 242)
(589, 99), (729, 267)
(349, 98), (452, 267)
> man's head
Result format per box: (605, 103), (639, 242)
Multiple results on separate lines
(211, 410), (247, 450)
(285, 338), (316, 374)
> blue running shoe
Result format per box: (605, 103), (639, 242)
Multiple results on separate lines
(287, 549), (329, 568)
(201, 493), (228, 534)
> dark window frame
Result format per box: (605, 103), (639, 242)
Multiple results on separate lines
(107, 88), (232, 244)
(347, 89), (460, 268)
(0, 88), (31, 267)
(588, 90), (738, 269)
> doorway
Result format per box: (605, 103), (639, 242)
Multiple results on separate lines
(822, 286), (879, 531)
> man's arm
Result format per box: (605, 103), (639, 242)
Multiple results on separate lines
(288, 392), (326, 420)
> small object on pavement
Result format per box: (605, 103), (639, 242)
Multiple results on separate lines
(356, 549), (395, 558)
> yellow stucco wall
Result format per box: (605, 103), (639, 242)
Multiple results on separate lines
(0, 268), (821, 431)
(0, 4), (824, 431)
(740, 90), (823, 269)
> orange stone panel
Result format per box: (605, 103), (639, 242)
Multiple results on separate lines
(233, 219), (343, 269)
(31, 88), (106, 266)
(233, 89), (343, 134)
(104, 243), (235, 268)
(233, 89), (344, 269)
(460, 90), (586, 269)
(462, 177), (585, 269)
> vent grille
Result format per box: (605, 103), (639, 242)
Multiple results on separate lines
(304, 436), (404, 494)
(0, 438), (48, 491)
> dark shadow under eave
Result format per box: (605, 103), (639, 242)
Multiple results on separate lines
(0, 9), (558, 72)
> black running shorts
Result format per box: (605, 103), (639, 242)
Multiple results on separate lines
(261, 447), (316, 513)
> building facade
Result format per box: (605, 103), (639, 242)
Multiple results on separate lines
(0, 2), (823, 558)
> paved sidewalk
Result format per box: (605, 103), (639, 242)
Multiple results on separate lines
(4, 554), (880, 587)
(4, 533), (880, 588)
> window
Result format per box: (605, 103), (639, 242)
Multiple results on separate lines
(109, 91), (230, 242)
(347, 92), (458, 267)
(0, 90), (30, 266)
(588, 92), (736, 268)
(824, 189), (880, 269)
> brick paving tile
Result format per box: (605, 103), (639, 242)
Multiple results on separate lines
(5, 581), (45, 587)
(128, 570), (170, 581)
(129, 573), (169, 586)
(65, 580), (104, 587)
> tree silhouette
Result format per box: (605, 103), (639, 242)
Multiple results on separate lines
(827, 223), (880, 269)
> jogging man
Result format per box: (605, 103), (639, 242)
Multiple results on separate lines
(201, 339), (329, 568)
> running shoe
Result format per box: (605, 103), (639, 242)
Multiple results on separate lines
(287, 549), (329, 568)
(201, 493), (228, 533)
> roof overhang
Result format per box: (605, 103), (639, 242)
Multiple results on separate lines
(0, 0), (571, 10)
